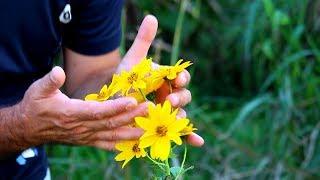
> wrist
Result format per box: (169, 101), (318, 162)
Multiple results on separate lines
(0, 103), (31, 156)
(8, 103), (42, 151)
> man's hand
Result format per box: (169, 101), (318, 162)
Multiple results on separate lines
(116, 15), (204, 147)
(9, 67), (148, 152)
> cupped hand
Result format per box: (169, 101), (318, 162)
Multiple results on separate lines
(116, 15), (204, 147)
(18, 67), (148, 151)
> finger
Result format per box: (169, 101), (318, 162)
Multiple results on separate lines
(31, 66), (66, 97)
(186, 133), (204, 147)
(94, 127), (143, 141)
(65, 97), (138, 121)
(91, 141), (117, 151)
(177, 108), (187, 119)
(172, 70), (191, 88)
(85, 102), (148, 129)
(166, 89), (192, 107)
(121, 15), (158, 68)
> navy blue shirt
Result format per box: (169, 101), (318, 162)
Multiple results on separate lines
(0, 0), (123, 179)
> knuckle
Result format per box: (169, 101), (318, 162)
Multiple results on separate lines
(110, 131), (119, 141)
(72, 126), (89, 136)
(92, 110), (104, 120)
(105, 119), (116, 129)
(60, 109), (76, 123)
(107, 107), (117, 116)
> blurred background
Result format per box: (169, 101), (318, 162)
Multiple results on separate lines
(47, 0), (320, 179)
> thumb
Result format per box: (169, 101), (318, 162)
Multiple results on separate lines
(119, 15), (158, 72)
(32, 66), (66, 96)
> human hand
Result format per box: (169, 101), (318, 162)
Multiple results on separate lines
(16, 67), (148, 151)
(116, 15), (204, 147)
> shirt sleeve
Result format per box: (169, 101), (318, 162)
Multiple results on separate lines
(62, 0), (124, 55)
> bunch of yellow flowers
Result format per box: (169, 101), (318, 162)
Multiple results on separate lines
(85, 58), (196, 179)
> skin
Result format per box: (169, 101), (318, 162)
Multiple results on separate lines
(0, 15), (204, 157)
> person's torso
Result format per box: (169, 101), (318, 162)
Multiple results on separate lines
(0, 0), (68, 106)
(0, 1), (70, 179)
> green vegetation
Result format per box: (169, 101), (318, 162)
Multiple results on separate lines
(47, 0), (320, 179)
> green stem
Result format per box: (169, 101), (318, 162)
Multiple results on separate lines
(165, 159), (171, 176)
(175, 143), (187, 180)
(138, 88), (148, 102)
(146, 154), (166, 172)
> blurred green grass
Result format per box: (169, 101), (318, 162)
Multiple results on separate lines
(47, 0), (320, 179)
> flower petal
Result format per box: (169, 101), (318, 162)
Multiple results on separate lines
(168, 133), (182, 145)
(139, 135), (157, 148)
(153, 138), (171, 161)
(84, 94), (99, 101)
(135, 117), (154, 130)
(100, 85), (108, 94)
(162, 100), (172, 115)
(121, 154), (135, 168)
(175, 59), (184, 66)
(134, 80), (146, 90)
(115, 141), (134, 151)
(167, 72), (177, 80)
(115, 151), (130, 161)
(168, 118), (189, 132)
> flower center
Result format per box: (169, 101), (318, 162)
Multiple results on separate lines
(127, 72), (138, 84)
(166, 68), (171, 74)
(132, 143), (140, 153)
(156, 126), (168, 137)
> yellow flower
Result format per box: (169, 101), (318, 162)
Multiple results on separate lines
(113, 58), (152, 96)
(126, 91), (144, 102)
(127, 77), (164, 103)
(125, 67), (165, 102)
(85, 84), (113, 102)
(146, 71), (165, 93)
(135, 100), (189, 161)
(154, 59), (192, 80)
(180, 123), (197, 136)
(115, 140), (147, 168)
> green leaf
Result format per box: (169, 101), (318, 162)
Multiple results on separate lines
(273, 10), (290, 26)
(262, 0), (274, 17)
(262, 40), (274, 59)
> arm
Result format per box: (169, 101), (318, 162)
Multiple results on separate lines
(63, 48), (121, 99)
(0, 66), (146, 158)
(0, 104), (29, 157)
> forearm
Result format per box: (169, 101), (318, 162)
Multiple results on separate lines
(70, 65), (118, 99)
(0, 104), (30, 158)
(64, 48), (121, 99)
